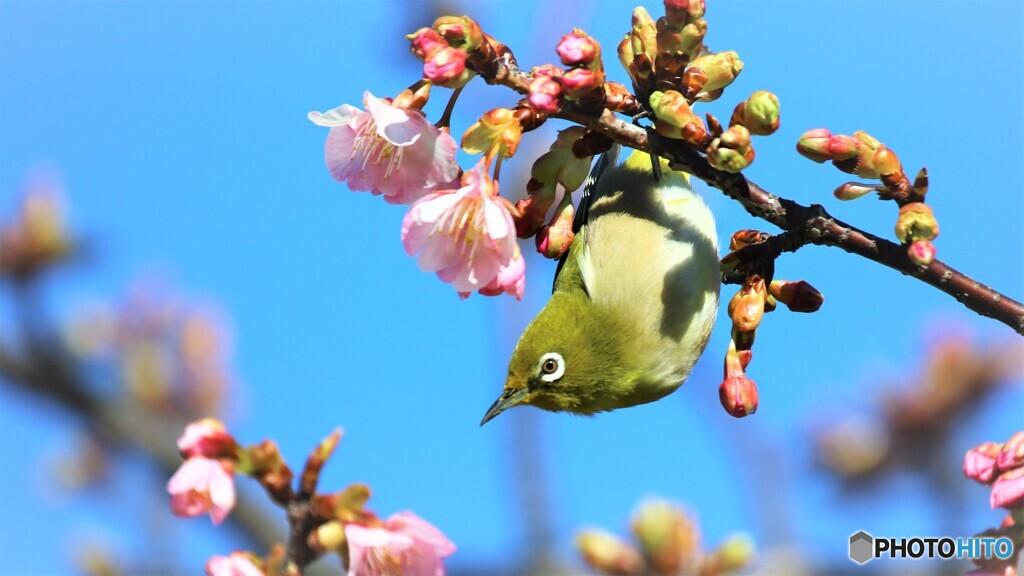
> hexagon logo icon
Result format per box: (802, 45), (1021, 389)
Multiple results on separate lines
(849, 531), (874, 564)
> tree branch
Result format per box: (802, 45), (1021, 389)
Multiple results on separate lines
(0, 339), (288, 554)
(478, 62), (1024, 335)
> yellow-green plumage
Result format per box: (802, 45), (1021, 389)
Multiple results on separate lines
(481, 151), (720, 423)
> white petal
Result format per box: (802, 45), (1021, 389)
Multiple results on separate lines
(308, 104), (361, 127)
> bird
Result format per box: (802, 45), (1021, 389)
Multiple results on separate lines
(481, 147), (720, 424)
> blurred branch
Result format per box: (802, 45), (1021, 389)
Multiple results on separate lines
(0, 334), (287, 553)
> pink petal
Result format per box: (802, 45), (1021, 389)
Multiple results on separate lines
(364, 92), (421, 146)
(324, 125), (365, 186)
(208, 463), (236, 524)
(965, 443), (1001, 484)
(167, 457), (211, 494)
(482, 196), (512, 241)
(990, 467), (1024, 509)
(401, 193), (459, 258)
(308, 104), (361, 127)
(997, 432), (1024, 472)
(388, 511), (456, 557)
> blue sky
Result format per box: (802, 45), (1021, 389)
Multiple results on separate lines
(1, 0), (1022, 573)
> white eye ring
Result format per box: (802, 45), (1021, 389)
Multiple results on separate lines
(538, 352), (565, 382)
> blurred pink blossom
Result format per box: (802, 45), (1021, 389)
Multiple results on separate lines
(345, 511), (455, 576)
(168, 456), (236, 524)
(178, 418), (235, 459)
(401, 160), (519, 295)
(205, 552), (263, 576)
(309, 92), (459, 205)
(964, 442), (1001, 484)
(990, 466), (1024, 510)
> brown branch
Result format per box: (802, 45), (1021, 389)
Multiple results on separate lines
(0, 340), (288, 552)
(475, 58), (1024, 336)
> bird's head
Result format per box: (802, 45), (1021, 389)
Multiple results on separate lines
(480, 292), (629, 425)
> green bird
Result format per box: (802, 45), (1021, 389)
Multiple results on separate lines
(481, 148), (720, 424)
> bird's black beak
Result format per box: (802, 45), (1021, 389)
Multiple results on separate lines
(480, 388), (530, 426)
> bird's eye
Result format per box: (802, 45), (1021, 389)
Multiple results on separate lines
(538, 352), (565, 382)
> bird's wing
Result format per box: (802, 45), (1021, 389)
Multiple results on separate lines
(552, 144), (621, 292)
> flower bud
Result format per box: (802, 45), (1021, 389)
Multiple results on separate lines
(720, 373), (758, 418)
(729, 229), (770, 251)
(728, 275), (766, 331)
(560, 67), (604, 98)
(408, 27), (447, 61)
(312, 521), (347, 553)
(515, 180), (557, 238)
(990, 466), (1024, 510)
(631, 500), (697, 575)
(604, 82), (642, 115)
(708, 534), (755, 572)
(617, 36), (635, 76)
(664, 0), (705, 27)
(912, 167), (929, 198)
(423, 47), (469, 86)
(432, 15), (483, 52)
(536, 196), (575, 260)
(768, 280), (823, 313)
(964, 442), (1002, 484)
(686, 51), (743, 100)
(833, 182), (879, 201)
(462, 107), (522, 160)
(576, 530), (644, 575)
(730, 91), (779, 136)
(894, 202), (939, 243)
(707, 125), (755, 173)
(997, 432), (1024, 472)
(907, 240), (936, 266)
(557, 29), (601, 67)
(649, 90), (710, 146)
(178, 418), (238, 459)
(655, 17), (706, 74)
(528, 75), (562, 114)
(872, 146), (902, 177)
(796, 128), (832, 163)
(832, 130), (880, 178)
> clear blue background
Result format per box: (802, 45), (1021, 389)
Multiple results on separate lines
(1, 0), (1022, 573)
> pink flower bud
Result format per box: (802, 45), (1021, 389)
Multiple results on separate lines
(424, 47), (468, 85)
(997, 432), (1024, 472)
(560, 67), (603, 97)
(964, 442), (1002, 484)
(796, 128), (832, 163)
(178, 418), (237, 459)
(768, 280), (824, 313)
(720, 375), (758, 418)
(535, 197), (575, 260)
(528, 75), (562, 114)
(990, 466), (1024, 510)
(833, 182), (878, 201)
(514, 180), (557, 239)
(557, 29), (600, 67)
(907, 240), (936, 266)
(664, 0), (705, 26)
(408, 27), (447, 61)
